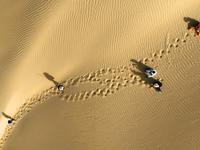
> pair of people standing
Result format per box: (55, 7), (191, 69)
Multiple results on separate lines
(145, 69), (162, 92)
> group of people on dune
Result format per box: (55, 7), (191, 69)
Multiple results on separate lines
(7, 21), (200, 125)
(56, 70), (163, 93)
(145, 69), (162, 92)
(144, 22), (200, 92)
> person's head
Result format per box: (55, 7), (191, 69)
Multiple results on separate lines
(153, 83), (160, 88)
(152, 71), (155, 74)
(8, 120), (13, 124)
(58, 85), (64, 91)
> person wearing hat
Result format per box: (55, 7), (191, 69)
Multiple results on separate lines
(145, 69), (157, 78)
(57, 84), (64, 91)
(149, 82), (162, 92)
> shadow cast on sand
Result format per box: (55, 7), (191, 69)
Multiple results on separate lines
(184, 17), (199, 29)
(2, 112), (13, 119)
(130, 59), (162, 92)
(43, 72), (59, 86)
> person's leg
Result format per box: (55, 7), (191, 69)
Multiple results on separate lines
(147, 73), (155, 78)
(57, 84), (61, 90)
(10, 118), (15, 121)
(149, 84), (153, 88)
(195, 23), (199, 28)
(197, 28), (200, 36)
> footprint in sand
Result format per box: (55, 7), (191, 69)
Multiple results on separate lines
(173, 44), (178, 48)
(168, 44), (173, 48)
(184, 33), (189, 38)
(175, 38), (180, 42)
(181, 39), (186, 43)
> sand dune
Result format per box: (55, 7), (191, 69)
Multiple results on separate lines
(0, 0), (200, 149)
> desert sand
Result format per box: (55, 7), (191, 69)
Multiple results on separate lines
(0, 0), (200, 149)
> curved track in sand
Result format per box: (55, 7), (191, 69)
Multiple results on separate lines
(0, 29), (199, 148)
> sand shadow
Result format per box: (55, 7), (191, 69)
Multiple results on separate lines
(2, 112), (13, 119)
(184, 17), (199, 29)
(130, 59), (162, 92)
(43, 72), (59, 86)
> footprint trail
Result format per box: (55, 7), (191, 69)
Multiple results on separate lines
(0, 30), (199, 149)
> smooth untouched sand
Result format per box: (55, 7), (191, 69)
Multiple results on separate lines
(0, 0), (200, 149)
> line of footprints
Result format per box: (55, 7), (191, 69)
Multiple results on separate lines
(51, 32), (193, 102)
(11, 32), (198, 118)
(0, 31), (198, 148)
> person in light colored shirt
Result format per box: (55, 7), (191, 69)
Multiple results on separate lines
(57, 84), (64, 91)
(145, 69), (157, 78)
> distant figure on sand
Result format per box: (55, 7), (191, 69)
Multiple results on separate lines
(189, 22), (200, 36)
(149, 82), (162, 92)
(8, 118), (15, 125)
(57, 84), (64, 91)
(145, 69), (157, 78)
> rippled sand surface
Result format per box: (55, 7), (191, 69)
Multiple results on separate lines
(0, 0), (200, 149)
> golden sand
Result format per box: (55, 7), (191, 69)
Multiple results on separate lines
(0, 0), (200, 149)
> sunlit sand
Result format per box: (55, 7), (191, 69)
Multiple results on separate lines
(0, 0), (200, 149)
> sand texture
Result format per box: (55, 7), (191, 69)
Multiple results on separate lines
(0, 0), (200, 149)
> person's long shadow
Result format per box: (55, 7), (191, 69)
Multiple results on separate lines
(184, 17), (199, 29)
(130, 59), (161, 92)
(43, 72), (59, 86)
(2, 112), (13, 119)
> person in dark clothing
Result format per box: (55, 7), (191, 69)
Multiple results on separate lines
(149, 82), (162, 92)
(8, 118), (15, 125)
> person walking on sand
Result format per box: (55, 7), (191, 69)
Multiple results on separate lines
(8, 118), (15, 125)
(145, 69), (157, 78)
(57, 84), (64, 91)
(149, 82), (162, 92)
(189, 22), (200, 36)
